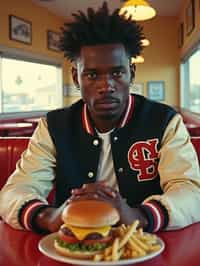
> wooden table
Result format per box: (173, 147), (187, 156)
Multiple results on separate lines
(0, 122), (33, 136)
(0, 220), (200, 266)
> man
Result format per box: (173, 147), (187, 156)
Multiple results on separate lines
(0, 2), (200, 234)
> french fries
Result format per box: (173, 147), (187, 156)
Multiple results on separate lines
(93, 220), (162, 262)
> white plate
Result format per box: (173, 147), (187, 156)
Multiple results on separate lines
(38, 232), (165, 266)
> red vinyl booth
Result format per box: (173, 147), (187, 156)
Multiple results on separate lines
(0, 136), (199, 195)
(190, 137), (200, 163)
(0, 137), (55, 202)
(0, 137), (30, 189)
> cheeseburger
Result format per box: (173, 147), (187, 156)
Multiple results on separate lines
(54, 200), (120, 259)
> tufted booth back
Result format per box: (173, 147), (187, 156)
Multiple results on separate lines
(0, 137), (30, 189)
(191, 137), (200, 164)
(0, 136), (199, 197)
(0, 137), (55, 203)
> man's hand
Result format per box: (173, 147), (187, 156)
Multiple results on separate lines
(69, 181), (117, 202)
(35, 182), (148, 232)
(35, 202), (67, 233)
(68, 182), (148, 228)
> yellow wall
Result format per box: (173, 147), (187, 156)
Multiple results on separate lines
(137, 16), (179, 106)
(0, 0), (63, 56)
(0, 0), (72, 104)
(0, 1), (179, 107)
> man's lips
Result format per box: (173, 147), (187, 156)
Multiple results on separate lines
(95, 98), (119, 104)
(95, 98), (119, 109)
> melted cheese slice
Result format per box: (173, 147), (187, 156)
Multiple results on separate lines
(65, 224), (111, 241)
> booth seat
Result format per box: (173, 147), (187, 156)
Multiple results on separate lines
(0, 137), (54, 203)
(0, 137), (30, 189)
(0, 116), (43, 137)
(190, 137), (200, 163)
(177, 108), (200, 136)
(0, 136), (199, 197)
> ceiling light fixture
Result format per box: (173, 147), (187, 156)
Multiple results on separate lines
(131, 56), (144, 63)
(141, 38), (150, 46)
(119, 0), (156, 21)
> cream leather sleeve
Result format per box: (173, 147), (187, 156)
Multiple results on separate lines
(144, 113), (200, 230)
(0, 118), (56, 229)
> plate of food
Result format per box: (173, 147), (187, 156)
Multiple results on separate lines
(38, 200), (165, 265)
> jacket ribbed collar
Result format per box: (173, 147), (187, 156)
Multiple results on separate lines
(82, 94), (135, 135)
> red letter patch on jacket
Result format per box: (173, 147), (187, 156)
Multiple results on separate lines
(128, 139), (159, 181)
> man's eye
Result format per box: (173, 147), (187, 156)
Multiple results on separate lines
(87, 72), (97, 79)
(112, 70), (123, 77)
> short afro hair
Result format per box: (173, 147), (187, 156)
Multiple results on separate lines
(60, 2), (144, 62)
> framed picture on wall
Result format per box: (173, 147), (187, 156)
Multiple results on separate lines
(47, 30), (61, 52)
(9, 15), (32, 44)
(147, 81), (165, 101)
(178, 22), (184, 48)
(185, 0), (195, 35)
(130, 82), (144, 95)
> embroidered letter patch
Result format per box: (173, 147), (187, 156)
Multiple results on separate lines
(128, 139), (159, 181)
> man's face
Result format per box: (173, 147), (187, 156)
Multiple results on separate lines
(72, 43), (133, 128)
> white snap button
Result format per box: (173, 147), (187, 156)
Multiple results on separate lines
(114, 136), (118, 141)
(88, 172), (94, 178)
(118, 168), (123, 173)
(93, 139), (99, 146)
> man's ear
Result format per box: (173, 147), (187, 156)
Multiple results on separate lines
(72, 66), (79, 88)
(130, 63), (136, 82)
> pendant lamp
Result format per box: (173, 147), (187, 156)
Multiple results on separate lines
(131, 56), (144, 63)
(119, 0), (156, 21)
(141, 38), (150, 46)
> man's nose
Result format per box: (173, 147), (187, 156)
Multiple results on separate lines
(98, 75), (115, 93)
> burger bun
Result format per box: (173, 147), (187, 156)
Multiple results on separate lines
(62, 200), (120, 227)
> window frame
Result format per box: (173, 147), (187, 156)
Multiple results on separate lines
(180, 43), (200, 114)
(0, 44), (63, 119)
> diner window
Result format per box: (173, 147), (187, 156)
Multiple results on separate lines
(0, 56), (63, 114)
(181, 46), (200, 113)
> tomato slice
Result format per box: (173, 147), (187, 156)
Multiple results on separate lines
(58, 230), (80, 244)
(83, 235), (112, 245)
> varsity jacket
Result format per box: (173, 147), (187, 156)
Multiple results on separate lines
(0, 94), (200, 233)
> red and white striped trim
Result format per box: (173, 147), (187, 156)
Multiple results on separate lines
(118, 95), (134, 128)
(21, 201), (46, 230)
(82, 95), (135, 135)
(143, 201), (165, 232)
(82, 104), (94, 135)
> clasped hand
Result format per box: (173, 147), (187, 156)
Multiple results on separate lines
(36, 181), (147, 233)
(68, 182), (147, 227)
(68, 181), (123, 209)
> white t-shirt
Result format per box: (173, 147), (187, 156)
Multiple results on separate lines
(96, 129), (119, 191)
